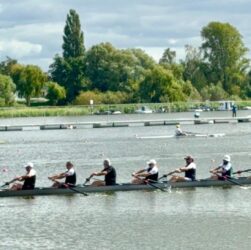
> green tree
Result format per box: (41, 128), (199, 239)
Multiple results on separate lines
(0, 57), (18, 76)
(182, 45), (208, 91)
(0, 74), (16, 106)
(15, 65), (46, 106)
(139, 65), (186, 103)
(159, 48), (176, 65)
(201, 82), (227, 101)
(46, 81), (66, 105)
(201, 22), (249, 93)
(50, 9), (86, 103)
(63, 10), (85, 58)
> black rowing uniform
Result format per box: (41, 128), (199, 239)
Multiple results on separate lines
(103, 166), (116, 186)
(218, 162), (232, 180)
(65, 168), (77, 186)
(145, 166), (159, 181)
(184, 162), (196, 181)
(22, 169), (36, 190)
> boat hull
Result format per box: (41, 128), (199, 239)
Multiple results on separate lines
(136, 133), (225, 139)
(0, 177), (250, 197)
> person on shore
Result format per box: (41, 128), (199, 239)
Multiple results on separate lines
(232, 104), (237, 117)
(210, 155), (233, 180)
(6, 162), (36, 190)
(132, 159), (159, 184)
(175, 124), (187, 136)
(88, 159), (116, 186)
(48, 161), (76, 188)
(169, 156), (196, 182)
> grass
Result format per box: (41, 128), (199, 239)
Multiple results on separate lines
(0, 100), (251, 118)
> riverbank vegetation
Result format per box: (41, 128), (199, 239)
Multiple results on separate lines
(0, 100), (251, 118)
(0, 9), (251, 115)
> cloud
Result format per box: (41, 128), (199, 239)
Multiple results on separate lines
(0, 40), (42, 58)
(0, 0), (250, 70)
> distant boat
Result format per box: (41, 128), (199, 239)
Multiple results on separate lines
(135, 106), (153, 114)
(136, 133), (225, 139)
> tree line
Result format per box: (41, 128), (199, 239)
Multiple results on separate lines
(0, 9), (251, 107)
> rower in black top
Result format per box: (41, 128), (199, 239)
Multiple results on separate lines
(89, 159), (117, 186)
(6, 162), (36, 190)
(48, 161), (77, 188)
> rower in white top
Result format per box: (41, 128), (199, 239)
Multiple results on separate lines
(175, 124), (187, 136)
(132, 159), (159, 184)
(168, 156), (196, 182)
(210, 155), (233, 180)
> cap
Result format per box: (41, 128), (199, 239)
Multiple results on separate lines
(184, 155), (193, 161)
(104, 158), (111, 166)
(147, 159), (157, 165)
(25, 162), (34, 168)
(223, 155), (231, 162)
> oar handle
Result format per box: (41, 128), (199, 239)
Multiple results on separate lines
(83, 176), (93, 185)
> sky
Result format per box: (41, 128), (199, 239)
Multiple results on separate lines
(0, 0), (251, 71)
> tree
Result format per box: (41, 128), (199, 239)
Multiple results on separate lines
(46, 81), (66, 105)
(63, 9), (85, 58)
(159, 48), (176, 65)
(181, 45), (208, 91)
(15, 65), (46, 106)
(85, 44), (156, 96)
(0, 57), (18, 76)
(0, 74), (16, 106)
(50, 9), (86, 103)
(138, 65), (186, 103)
(201, 22), (249, 93)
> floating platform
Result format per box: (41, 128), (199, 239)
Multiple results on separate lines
(93, 123), (129, 128)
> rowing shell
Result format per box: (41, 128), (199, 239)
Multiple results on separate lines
(0, 177), (250, 197)
(136, 133), (225, 139)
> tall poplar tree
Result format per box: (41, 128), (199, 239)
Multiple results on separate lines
(50, 9), (86, 103)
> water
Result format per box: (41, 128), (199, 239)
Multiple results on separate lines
(0, 111), (251, 250)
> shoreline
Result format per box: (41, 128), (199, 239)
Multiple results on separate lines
(0, 100), (251, 118)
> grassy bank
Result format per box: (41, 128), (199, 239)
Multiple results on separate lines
(0, 101), (251, 118)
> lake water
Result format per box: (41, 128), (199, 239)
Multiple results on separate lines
(0, 110), (251, 250)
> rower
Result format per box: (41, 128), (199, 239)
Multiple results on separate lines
(210, 155), (233, 180)
(6, 162), (36, 190)
(169, 155), (196, 182)
(89, 159), (116, 186)
(48, 161), (76, 188)
(132, 159), (159, 184)
(175, 124), (187, 136)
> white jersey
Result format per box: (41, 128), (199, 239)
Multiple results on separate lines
(65, 168), (75, 176)
(144, 165), (158, 174)
(175, 128), (183, 136)
(184, 162), (196, 170)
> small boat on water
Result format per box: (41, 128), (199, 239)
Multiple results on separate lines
(0, 177), (250, 197)
(136, 133), (225, 139)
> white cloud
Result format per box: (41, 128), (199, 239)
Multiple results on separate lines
(0, 40), (42, 58)
(0, 0), (250, 70)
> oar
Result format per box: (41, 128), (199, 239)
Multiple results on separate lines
(132, 174), (166, 192)
(1, 178), (17, 188)
(1, 182), (10, 188)
(233, 169), (251, 175)
(158, 170), (177, 181)
(215, 174), (248, 189)
(83, 175), (93, 186)
(145, 180), (167, 192)
(50, 179), (88, 196)
(67, 185), (88, 196)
